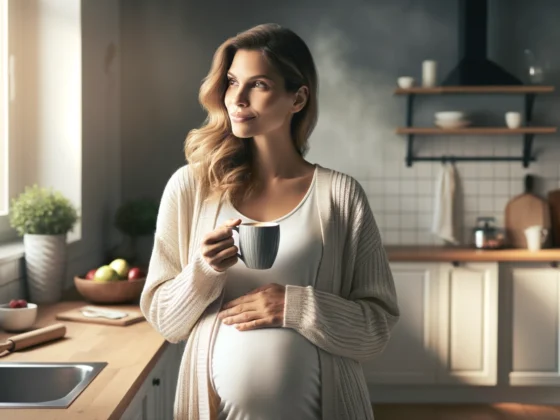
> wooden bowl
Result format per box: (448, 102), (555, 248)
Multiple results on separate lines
(74, 276), (146, 304)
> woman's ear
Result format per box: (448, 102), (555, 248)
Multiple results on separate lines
(292, 86), (309, 113)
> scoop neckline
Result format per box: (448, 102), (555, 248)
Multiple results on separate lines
(231, 165), (318, 224)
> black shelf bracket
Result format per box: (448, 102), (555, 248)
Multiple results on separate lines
(523, 93), (536, 168)
(405, 94), (415, 167)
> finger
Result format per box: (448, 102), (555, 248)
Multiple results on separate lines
(203, 237), (235, 258)
(221, 293), (259, 310)
(215, 255), (239, 271)
(209, 245), (238, 266)
(236, 317), (275, 331)
(246, 284), (274, 295)
(222, 310), (259, 325)
(222, 218), (242, 228)
(203, 226), (234, 245)
(219, 301), (257, 319)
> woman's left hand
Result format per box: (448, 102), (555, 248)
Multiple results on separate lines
(218, 283), (286, 331)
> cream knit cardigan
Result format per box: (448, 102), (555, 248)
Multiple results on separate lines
(140, 164), (400, 420)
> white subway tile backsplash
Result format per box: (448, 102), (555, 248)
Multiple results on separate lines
(493, 180), (510, 195)
(384, 214), (400, 229)
(383, 180), (401, 195)
(400, 214), (417, 229)
(416, 180), (433, 196)
(400, 196), (417, 211)
(400, 231), (418, 244)
(383, 196), (401, 212)
(478, 180), (494, 195)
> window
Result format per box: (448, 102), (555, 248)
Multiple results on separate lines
(0, 0), (7, 217)
(0, 0), (10, 242)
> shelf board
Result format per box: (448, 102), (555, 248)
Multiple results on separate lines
(396, 127), (557, 135)
(394, 86), (555, 94)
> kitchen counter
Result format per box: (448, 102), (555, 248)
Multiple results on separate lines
(386, 246), (560, 262)
(0, 301), (166, 420)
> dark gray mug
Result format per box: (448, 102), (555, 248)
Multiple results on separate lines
(233, 222), (280, 270)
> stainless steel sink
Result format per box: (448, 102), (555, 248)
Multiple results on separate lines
(0, 362), (107, 408)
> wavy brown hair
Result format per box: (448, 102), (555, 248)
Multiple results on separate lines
(184, 23), (318, 204)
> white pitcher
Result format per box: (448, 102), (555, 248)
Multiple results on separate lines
(524, 225), (548, 251)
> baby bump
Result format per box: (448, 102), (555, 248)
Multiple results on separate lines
(211, 323), (321, 418)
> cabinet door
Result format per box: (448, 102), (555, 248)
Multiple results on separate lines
(437, 262), (498, 385)
(509, 267), (560, 386)
(120, 369), (154, 420)
(363, 263), (439, 384)
(151, 343), (184, 420)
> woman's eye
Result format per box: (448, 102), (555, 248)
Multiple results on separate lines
(227, 78), (237, 86)
(254, 81), (268, 88)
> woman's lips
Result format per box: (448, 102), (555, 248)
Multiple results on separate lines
(230, 115), (256, 123)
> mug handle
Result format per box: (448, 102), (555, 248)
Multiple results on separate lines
(232, 226), (244, 263)
(541, 228), (549, 243)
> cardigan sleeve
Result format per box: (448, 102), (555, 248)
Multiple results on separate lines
(140, 167), (227, 343)
(283, 179), (400, 362)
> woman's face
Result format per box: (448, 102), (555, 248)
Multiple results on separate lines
(224, 49), (302, 139)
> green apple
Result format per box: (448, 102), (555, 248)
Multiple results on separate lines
(109, 258), (130, 279)
(93, 265), (120, 283)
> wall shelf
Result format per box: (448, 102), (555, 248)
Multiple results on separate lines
(395, 85), (557, 167)
(395, 86), (555, 94)
(396, 127), (557, 135)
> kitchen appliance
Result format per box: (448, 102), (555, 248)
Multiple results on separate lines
(505, 175), (551, 248)
(442, 0), (522, 86)
(473, 217), (505, 249)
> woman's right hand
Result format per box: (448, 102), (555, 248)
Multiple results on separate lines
(201, 218), (242, 272)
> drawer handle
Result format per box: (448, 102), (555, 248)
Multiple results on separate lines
(152, 378), (160, 386)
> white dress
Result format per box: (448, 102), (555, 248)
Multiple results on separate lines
(211, 167), (323, 420)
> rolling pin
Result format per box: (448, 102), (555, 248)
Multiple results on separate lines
(0, 323), (66, 354)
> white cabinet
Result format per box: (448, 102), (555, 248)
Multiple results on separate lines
(437, 262), (498, 385)
(121, 342), (185, 420)
(508, 266), (560, 386)
(365, 262), (498, 386)
(364, 263), (440, 384)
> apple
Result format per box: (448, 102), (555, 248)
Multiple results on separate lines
(85, 269), (97, 280)
(127, 267), (145, 281)
(9, 299), (27, 308)
(93, 265), (120, 283)
(109, 258), (130, 279)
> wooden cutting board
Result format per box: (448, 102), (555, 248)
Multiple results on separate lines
(56, 306), (145, 327)
(548, 189), (560, 247)
(505, 175), (551, 248)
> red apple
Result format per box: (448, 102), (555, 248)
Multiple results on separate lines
(85, 269), (97, 280)
(9, 299), (27, 308)
(128, 267), (145, 281)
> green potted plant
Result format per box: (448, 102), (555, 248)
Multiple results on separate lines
(111, 198), (158, 266)
(9, 185), (79, 304)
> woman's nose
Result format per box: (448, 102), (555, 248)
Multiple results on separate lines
(232, 86), (249, 107)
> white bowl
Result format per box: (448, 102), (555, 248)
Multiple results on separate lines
(0, 303), (38, 332)
(434, 111), (466, 122)
(435, 119), (471, 129)
(397, 77), (415, 89)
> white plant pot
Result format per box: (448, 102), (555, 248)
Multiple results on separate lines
(23, 234), (67, 304)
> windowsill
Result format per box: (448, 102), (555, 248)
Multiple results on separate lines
(0, 240), (25, 264)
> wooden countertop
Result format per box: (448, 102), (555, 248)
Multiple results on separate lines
(386, 246), (560, 262)
(0, 301), (166, 420)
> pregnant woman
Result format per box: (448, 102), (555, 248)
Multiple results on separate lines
(140, 23), (399, 420)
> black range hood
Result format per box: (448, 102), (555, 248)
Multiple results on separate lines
(442, 0), (522, 86)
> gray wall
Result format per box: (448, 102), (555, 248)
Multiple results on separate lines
(120, 0), (560, 246)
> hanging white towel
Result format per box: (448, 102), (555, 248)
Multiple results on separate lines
(431, 162), (458, 244)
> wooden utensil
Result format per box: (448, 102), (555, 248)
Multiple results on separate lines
(548, 189), (560, 247)
(505, 175), (551, 248)
(0, 323), (66, 355)
(56, 306), (144, 327)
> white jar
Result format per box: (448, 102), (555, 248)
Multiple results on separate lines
(422, 60), (437, 87)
